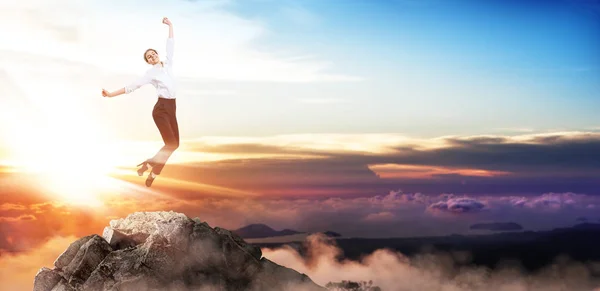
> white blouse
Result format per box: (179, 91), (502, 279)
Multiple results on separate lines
(125, 37), (176, 99)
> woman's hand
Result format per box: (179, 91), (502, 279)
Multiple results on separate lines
(163, 17), (174, 38)
(102, 89), (112, 98)
(102, 88), (126, 98)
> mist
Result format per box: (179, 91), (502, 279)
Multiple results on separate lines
(262, 234), (600, 291)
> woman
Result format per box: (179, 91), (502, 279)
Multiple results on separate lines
(102, 17), (178, 187)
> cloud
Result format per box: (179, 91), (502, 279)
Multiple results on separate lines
(0, 0), (83, 44)
(261, 233), (600, 291)
(402, 132), (600, 172)
(506, 192), (585, 211)
(280, 4), (321, 28)
(0, 203), (27, 211)
(153, 131), (600, 198)
(4, 225), (600, 291)
(182, 132), (600, 173)
(101, 189), (600, 239)
(363, 212), (396, 222)
(0, 215), (36, 222)
(0, 235), (77, 291)
(178, 89), (238, 96)
(2, 130), (600, 244)
(493, 127), (536, 133)
(3, 180), (600, 262)
(0, 0), (361, 83)
(427, 197), (487, 213)
(0, 200), (113, 253)
(296, 98), (349, 104)
(3, 131), (600, 254)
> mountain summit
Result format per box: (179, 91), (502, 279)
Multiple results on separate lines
(33, 211), (326, 291)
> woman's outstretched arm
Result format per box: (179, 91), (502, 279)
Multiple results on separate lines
(102, 87), (125, 98)
(102, 71), (152, 98)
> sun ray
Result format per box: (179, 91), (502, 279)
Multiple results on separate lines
(114, 170), (260, 199)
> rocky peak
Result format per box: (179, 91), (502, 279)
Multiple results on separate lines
(33, 211), (326, 291)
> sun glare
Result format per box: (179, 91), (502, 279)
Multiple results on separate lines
(3, 112), (132, 207)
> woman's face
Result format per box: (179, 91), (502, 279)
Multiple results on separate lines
(145, 50), (160, 65)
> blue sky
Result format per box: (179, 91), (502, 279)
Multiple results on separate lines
(236, 0), (600, 73)
(231, 1), (596, 67)
(191, 0), (600, 136)
(0, 0), (598, 140)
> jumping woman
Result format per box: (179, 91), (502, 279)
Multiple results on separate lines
(102, 17), (178, 187)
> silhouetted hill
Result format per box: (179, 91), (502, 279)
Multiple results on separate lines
(252, 223), (600, 274)
(323, 231), (341, 237)
(469, 222), (523, 231)
(572, 222), (600, 230)
(234, 224), (304, 239)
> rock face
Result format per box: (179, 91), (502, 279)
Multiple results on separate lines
(33, 211), (326, 291)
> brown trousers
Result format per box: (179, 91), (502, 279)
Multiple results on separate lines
(148, 97), (179, 175)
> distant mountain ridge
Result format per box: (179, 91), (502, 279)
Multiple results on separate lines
(323, 231), (341, 237)
(233, 224), (304, 239)
(566, 222), (600, 230)
(470, 222), (523, 231)
(234, 224), (342, 239)
(252, 222), (600, 274)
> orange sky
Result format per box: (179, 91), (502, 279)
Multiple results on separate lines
(3, 132), (600, 289)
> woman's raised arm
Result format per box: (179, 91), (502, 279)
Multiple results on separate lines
(163, 17), (173, 38)
(163, 17), (174, 65)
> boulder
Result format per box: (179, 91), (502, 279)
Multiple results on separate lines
(33, 211), (326, 291)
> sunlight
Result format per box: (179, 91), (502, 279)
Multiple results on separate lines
(369, 164), (512, 179)
(151, 175), (260, 198)
(12, 134), (126, 207)
(2, 106), (133, 207)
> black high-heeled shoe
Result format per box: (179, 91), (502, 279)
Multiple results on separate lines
(137, 160), (150, 176)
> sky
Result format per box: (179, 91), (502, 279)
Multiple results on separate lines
(1, 0), (600, 289)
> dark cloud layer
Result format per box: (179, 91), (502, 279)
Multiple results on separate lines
(364, 134), (600, 172)
(188, 133), (600, 172)
(167, 133), (600, 197)
(2, 132), (600, 256)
